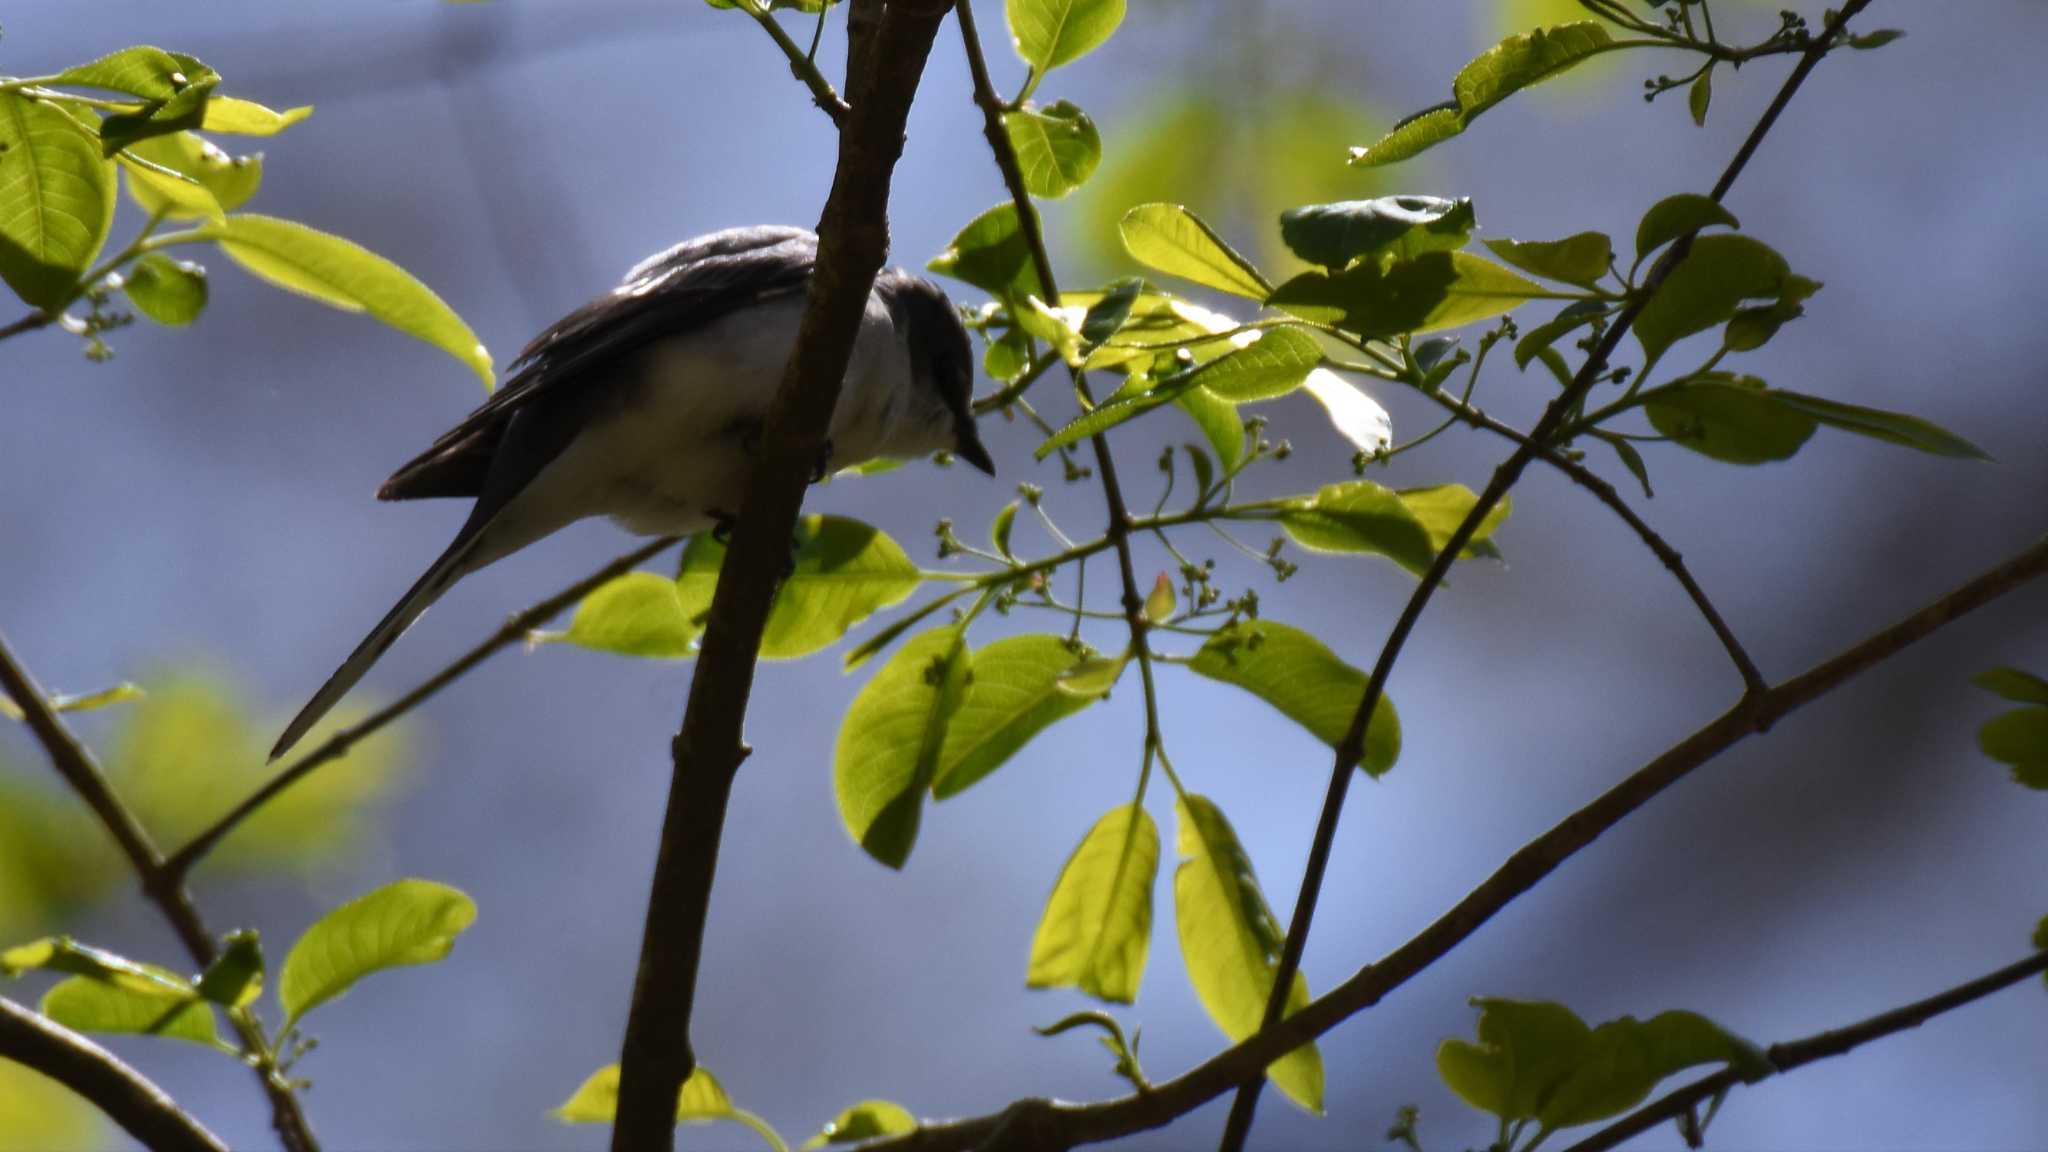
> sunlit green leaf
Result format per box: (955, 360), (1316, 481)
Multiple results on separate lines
(189, 214), (493, 386)
(1265, 480), (1436, 575)
(122, 131), (261, 219)
(555, 1063), (790, 1151)
(1189, 620), (1399, 777)
(53, 47), (203, 103)
(556, 571), (694, 658)
(0, 91), (115, 310)
(1279, 197), (1475, 271)
(1176, 384), (1246, 471)
(94, 52), (220, 154)
(928, 203), (1037, 302)
(1349, 106), (1462, 168)
(802, 1100), (916, 1149)
(1189, 328), (1324, 403)
(1643, 375), (1815, 465)
(0, 682), (143, 724)
(1174, 794), (1323, 1112)
(834, 627), (969, 869)
(1119, 204), (1271, 299)
(120, 254), (207, 326)
(1482, 232), (1612, 288)
(41, 974), (216, 1047)
(1634, 193), (1739, 265)
(2, 937), (191, 998)
(279, 878), (476, 1030)
(1396, 484), (1510, 561)
(1267, 251), (1548, 338)
(1004, 100), (1101, 199)
(1007, 0), (1126, 77)
(933, 635), (1100, 799)
(199, 97), (313, 137)
(675, 516), (923, 660)
(1350, 23), (1615, 166)
(1028, 804), (1158, 1004)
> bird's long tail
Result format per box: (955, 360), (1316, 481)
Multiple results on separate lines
(270, 531), (483, 761)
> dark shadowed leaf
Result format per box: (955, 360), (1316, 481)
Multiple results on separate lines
(1974, 668), (2048, 706)
(1634, 193), (1740, 265)
(803, 1100), (916, 1149)
(1643, 375), (1815, 465)
(1279, 197), (1475, 270)
(1268, 251), (1547, 338)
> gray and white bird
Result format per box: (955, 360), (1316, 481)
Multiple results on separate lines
(272, 225), (991, 759)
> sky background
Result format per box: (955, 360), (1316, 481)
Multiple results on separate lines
(4, 1), (2048, 1149)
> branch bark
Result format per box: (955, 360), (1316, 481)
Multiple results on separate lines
(0, 632), (320, 1152)
(863, 530), (2048, 1151)
(1220, 4), (1873, 1144)
(0, 996), (229, 1152)
(609, 2), (956, 1147)
(1559, 950), (2048, 1152)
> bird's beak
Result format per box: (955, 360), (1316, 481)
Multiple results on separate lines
(955, 420), (996, 475)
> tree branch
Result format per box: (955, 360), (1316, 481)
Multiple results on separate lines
(1220, 5), (1872, 1143)
(0, 310), (54, 344)
(1559, 950), (2048, 1152)
(0, 632), (320, 1152)
(732, 0), (850, 126)
(159, 536), (680, 880)
(862, 530), (2047, 1152)
(0, 996), (229, 1152)
(609, 2), (956, 1148)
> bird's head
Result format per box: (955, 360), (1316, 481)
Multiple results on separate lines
(884, 271), (995, 475)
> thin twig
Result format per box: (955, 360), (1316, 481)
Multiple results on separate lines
(1219, 7), (1871, 1144)
(733, 0), (850, 126)
(0, 996), (229, 1152)
(864, 530), (2048, 1152)
(0, 633), (320, 1152)
(1559, 950), (2048, 1152)
(0, 310), (54, 343)
(161, 536), (680, 879)
(609, 2), (956, 1147)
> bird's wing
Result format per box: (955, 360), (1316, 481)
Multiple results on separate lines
(378, 226), (819, 501)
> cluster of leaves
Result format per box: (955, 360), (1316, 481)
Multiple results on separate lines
(1, 879), (475, 1083)
(555, 1060), (918, 1152)
(0, 45), (487, 378)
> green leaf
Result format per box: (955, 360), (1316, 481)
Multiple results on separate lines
(2, 937), (190, 998)
(1190, 620), (1400, 777)
(1634, 193), (1739, 265)
(555, 1064), (789, 1151)
(1770, 392), (1990, 461)
(1689, 66), (1713, 126)
(933, 635), (1100, 798)
(1057, 650), (1129, 698)
(928, 203), (1037, 302)
(1514, 300), (1611, 369)
(195, 930), (263, 1009)
(675, 516), (922, 660)
(1189, 328), (1324, 403)
(1396, 484), (1510, 560)
(1278, 197), (1476, 271)
(557, 570), (695, 658)
(1119, 204), (1271, 299)
(1635, 235), (1791, 362)
(199, 97), (312, 136)
(1974, 667), (2048, 707)
(1037, 378), (1192, 457)
(0, 91), (115, 310)
(1643, 375), (1815, 465)
(835, 626), (969, 868)
(191, 214), (493, 386)
(1078, 277), (1142, 349)
(1266, 480), (1437, 575)
(278, 878), (477, 1030)
(803, 1100), (917, 1149)
(1980, 708), (2048, 786)
(1176, 384), (1246, 471)
(0, 682), (144, 724)
(120, 254), (207, 325)
(1267, 251), (1548, 339)
(1848, 28), (1907, 50)
(990, 501), (1019, 560)
(52, 47), (204, 102)
(1028, 804), (1159, 1004)
(1349, 105), (1462, 168)
(122, 131), (261, 219)
(1437, 999), (1590, 1121)
(1174, 794), (1323, 1112)
(1007, 0), (1126, 76)
(1482, 232), (1612, 288)
(1606, 435), (1653, 499)
(1003, 101), (1101, 199)
(41, 975), (217, 1047)
(95, 52), (221, 155)
(1144, 573), (1176, 624)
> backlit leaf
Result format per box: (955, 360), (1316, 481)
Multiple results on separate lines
(1004, 101), (1101, 200)
(674, 516), (922, 660)
(803, 1100), (916, 1149)
(928, 203), (1037, 302)
(120, 254), (207, 326)
(122, 131), (261, 219)
(200, 97), (312, 137)
(1189, 327), (1324, 403)
(1028, 804), (1158, 1003)
(1265, 480), (1436, 575)
(278, 878), (476, 1030)
(933, 635), (1099, 799)
(1189, 620), (1399, 777)
(1120, 203), (1271, 299)
(555, 1064), (789, 1151)
(1482, 232), (1612, 288)
(834, 627), (969, 869)
(558, 571), (695, 658)
(1771, 392), (1989, 461)
(41, 975), (217, 1047)
(1007, 0), (1126, 76)
(1396, 484), (1510, 560)
(1643, 375), (1815, 465)
(1635, 234), (1790, 362)
(1267, 251), (1548, 338)
(0, 92), (115, 310)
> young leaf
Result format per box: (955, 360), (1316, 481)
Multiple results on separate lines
(1176, 384), (1246, 471)
(1689, 66), (1714, 126)
(42, 975), (218, 1047)
(990, 501), (1019, 559)
(1189, 328), (1324, 403)
(0, 92), (115, 310)
(1974, 667), (2048, 707)
(121, 254), (208, 326)
(928, 203), (1037, 302)
(1481, 232), (1612, 288)
(1028, 804), (1159, 1004)
(200, 97), (313, 137)
(1189, 620), (1400, 777)
(834, 626), (969, 869)
(803, 1100), (917, 1149)
(1144, 573), (1176, 624)
(555, 1063), (789, 1151)
(53, 47), (203, 102)
(1396, 484), (1510, 560)
(1003, 100), (1101, 199)
(1057, 650), (1129, 698)
(2, 937), (192, 998)
(554, 571), (696, 658)
(932, 635), (1101, 799)
(1119, 204), (1272, 299)
(1643, 376), (1816, 465)
(191, 214), (493, 386)
(1077, 277), (1143, 349)
(1349, 23), (1615, 166)
(1265, 480), (1437, 575)
(1174, 794), (1323, 1112)
(278, 878), (477, 1030)
(1007, 0), (1127, 77)
(1771, 392), (1990, 460)
(1979, 708), (2048, 787)
(1267, 252), (1548, 339)
(675, 516), (922, 660)
(1634, 193), (1740, 265)
(122, 132), (262, 219)
(1279, 197), (1476, 271)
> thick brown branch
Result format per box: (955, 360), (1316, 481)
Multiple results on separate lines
(1560, 950), (2048, 1152)
(1220, 5), (1873, 1144)
(161, 536), (680, 880)
(0, 996), (228, 1152)
(864, 531), (2048, 1152)
(0, 632), (321, 1152)
(609, 2), (956, 1148)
